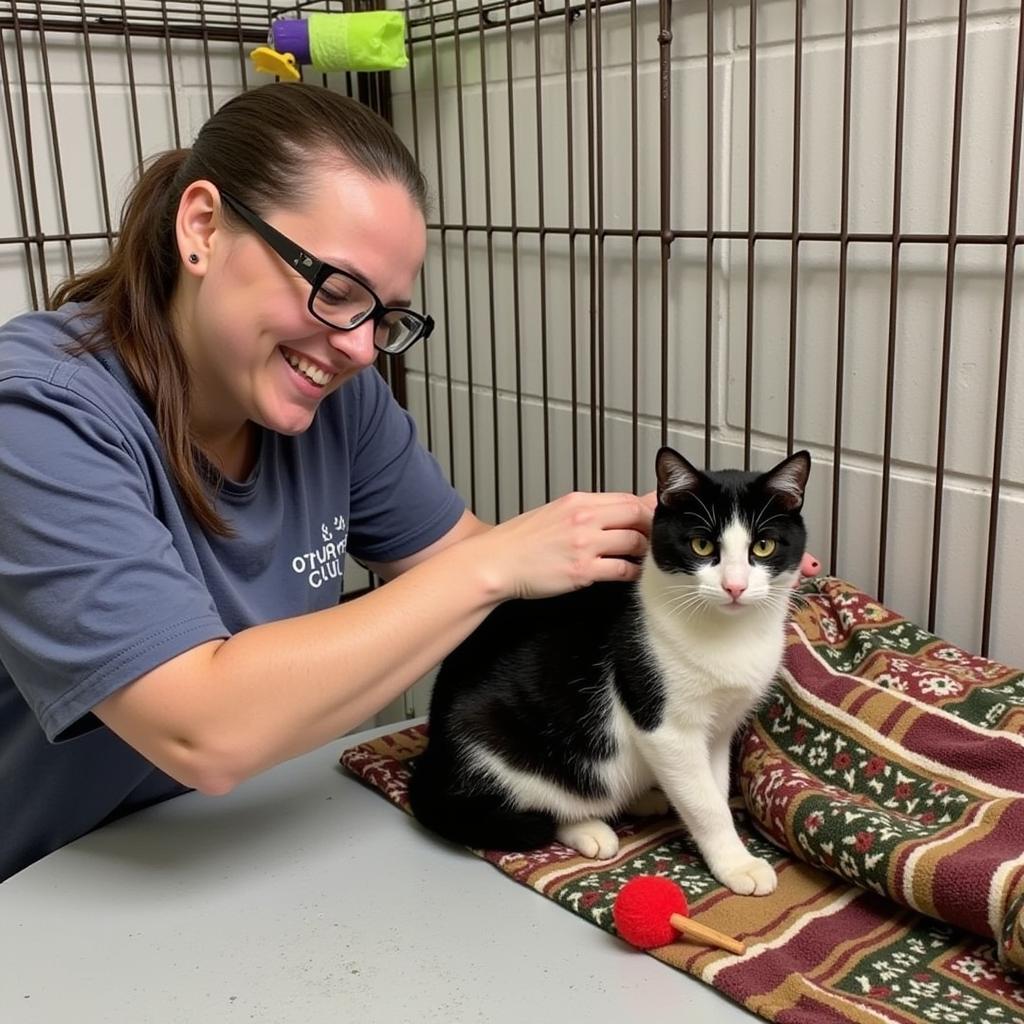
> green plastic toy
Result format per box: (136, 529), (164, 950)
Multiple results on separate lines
(251, 12), (409, 80)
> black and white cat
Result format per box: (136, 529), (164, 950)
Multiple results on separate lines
(409, 447), (810, 896)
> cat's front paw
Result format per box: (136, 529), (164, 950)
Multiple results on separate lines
(714, 855), (777, 896)
(557, 820), (620, 860)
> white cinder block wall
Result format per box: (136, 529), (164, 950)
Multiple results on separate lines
(2, 1), (1023, 728)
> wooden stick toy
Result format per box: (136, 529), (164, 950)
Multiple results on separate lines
(612, 875), (747, 955)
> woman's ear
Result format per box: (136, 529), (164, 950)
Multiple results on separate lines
(175, 180), (221, 275)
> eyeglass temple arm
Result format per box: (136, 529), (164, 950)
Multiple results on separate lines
(220, 193), (323, 287)
(220, 192), (432, 338)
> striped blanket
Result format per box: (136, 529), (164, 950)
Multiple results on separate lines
(340, 577), (1024, 1023)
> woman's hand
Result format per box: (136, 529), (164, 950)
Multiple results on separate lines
(797, 552), (821, 585)
(466, 491), (654, 601)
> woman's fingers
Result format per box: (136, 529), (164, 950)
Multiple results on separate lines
(801, 553), (821, 577)
(595, 528), (649, 560)
(585, 493), (654, 535)
(792, 552), (821, 589)
(475, 491), (656, 600)
(590, 555), (645, 583)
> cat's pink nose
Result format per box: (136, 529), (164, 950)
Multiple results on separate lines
(723, 581), (747, 601)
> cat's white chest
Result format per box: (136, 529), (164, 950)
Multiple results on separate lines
(650, 620), (784, 698)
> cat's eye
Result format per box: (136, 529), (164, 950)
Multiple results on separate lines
(690, 537), (715, 557)
(752, 538), (777, 558)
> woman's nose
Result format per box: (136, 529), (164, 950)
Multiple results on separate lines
(327, 318), (376, 367)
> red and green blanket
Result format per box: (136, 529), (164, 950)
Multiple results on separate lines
(341, 577), (1024, 1024)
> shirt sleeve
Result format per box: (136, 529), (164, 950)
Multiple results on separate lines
(345, 368), (465, 563)
(0, 377), (229, 742)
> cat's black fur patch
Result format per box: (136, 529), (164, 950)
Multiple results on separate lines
(408, 449), (809, 853)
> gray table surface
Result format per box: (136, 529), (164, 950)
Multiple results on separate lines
(0, 722), (758, 1023)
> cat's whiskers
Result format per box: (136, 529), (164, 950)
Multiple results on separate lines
(764, 585), (830, 617)
(752, 496), (775, 535)
(748, 590), (789, 617)
(756, 512), (787, 532)
(762, 584), (810, 615)
(661, 590), (709, 609)
(663, 580), (701, 593)
(770, 586), (828, 607)
(672, 599), (713, 624)
(660, 591), (713, 619)
(682, 510), (714, 532)
(692, 493), (718, 529)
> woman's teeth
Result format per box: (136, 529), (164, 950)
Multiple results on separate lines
(284, 350), (335, 387)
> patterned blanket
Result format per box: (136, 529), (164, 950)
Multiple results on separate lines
(340, 577), (1024, 1024)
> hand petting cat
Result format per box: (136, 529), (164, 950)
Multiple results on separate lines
(470, 491), (654, 600)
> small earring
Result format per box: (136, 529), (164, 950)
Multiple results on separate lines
(188, 253), (199, 265)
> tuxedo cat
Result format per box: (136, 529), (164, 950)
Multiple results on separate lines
(409, 447), (810, 895)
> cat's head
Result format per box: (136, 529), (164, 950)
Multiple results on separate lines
(649, 447), (811, 614)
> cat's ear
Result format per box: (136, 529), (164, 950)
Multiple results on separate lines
(761, 450), (811, 511)
(656, 447), (702, 505)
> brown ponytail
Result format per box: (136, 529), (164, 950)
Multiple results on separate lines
(49, 83), (427, 537)
(51, 149), (218, 532)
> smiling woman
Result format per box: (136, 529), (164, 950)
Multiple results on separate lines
(172, 167), (429, 472)
(0, 82), (659, 881)
(50, 84), (432, 511)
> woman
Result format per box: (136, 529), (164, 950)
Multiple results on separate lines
(0, 83), (654, 880)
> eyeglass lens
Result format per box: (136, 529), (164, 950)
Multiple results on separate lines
(312, 272), (419, 353)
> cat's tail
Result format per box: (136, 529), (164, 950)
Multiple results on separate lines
(407, 753), (558, 852)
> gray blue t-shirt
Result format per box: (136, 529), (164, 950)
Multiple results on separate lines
(0, 304), (464, 880)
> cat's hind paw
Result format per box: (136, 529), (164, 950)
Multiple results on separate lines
(557, 820), (620, 860)
(715, 855), (777, 896)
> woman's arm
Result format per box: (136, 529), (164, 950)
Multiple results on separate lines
(361, 508), (491, 580)
(94, 491), (651, 795)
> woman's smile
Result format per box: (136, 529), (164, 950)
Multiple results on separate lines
(279, 344), (338, 390)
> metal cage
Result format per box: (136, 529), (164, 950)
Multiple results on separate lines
(2, 0), (1022, 680)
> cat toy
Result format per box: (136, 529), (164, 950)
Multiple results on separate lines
(250, 12), (408, 82)
(612, 875), (747, 955)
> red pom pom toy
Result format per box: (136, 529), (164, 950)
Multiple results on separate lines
(612, 876), (746, 955)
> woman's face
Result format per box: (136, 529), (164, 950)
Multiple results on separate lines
(178, 168), (427, 444)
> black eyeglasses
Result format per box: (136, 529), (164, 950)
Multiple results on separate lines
(219, 190), (433, 356)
